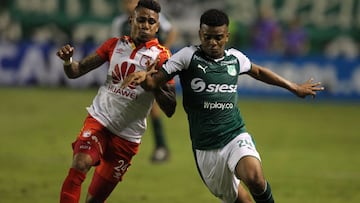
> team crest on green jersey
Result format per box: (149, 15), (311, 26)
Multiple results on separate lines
(227, 65), (237, 76)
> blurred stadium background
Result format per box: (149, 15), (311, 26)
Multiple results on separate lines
(0, 0), (359, 100)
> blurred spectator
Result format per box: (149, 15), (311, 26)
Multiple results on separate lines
(31, 24), (69, 45)
(283, 16), (309, 58)
(0, 10), (22, 42)
(250, 5), (282, 54)
(325, 35), (359, 60)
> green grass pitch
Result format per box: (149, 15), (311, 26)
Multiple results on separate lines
(0, 87), (359, 203)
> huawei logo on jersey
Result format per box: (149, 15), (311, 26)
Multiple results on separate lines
(112, 62), (136, 89)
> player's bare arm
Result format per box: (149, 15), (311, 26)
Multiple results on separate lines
(121, 58), (161, 89)
(121, 66), (175, 117)
(64, 53), (104, 79)
(248, 63), (324, 98)
(56, 44), (105, 79)
(153, 83), (176, 117)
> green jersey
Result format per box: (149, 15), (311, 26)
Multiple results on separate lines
(162, 46), (252, 150)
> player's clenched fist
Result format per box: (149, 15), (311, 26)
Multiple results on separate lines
(56, 44), (74, 61)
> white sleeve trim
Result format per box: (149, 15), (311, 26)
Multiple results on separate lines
(227, 48), (251, 74)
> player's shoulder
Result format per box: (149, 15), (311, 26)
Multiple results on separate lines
(225, 47), (248, 60)
(170, 46), (197, 60)
(225, 47), (243, 55)
(152, 43), (171, 57)
(98, 37), (120, 52)
(101, 37), (121, 47)
(177, 45), (198, 55)
(174, 45), (199, 60)
(107, 37), (120, 43)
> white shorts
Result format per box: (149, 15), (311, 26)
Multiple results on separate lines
(194, 132), (261, 203)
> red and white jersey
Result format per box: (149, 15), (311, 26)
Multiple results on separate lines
(86, 37), (171, 143)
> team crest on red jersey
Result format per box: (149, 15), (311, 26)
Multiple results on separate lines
(139, 55), (153, 67)
(112, 62), (136, 89)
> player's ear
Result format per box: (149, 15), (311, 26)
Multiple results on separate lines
(155, 22), (160, 33)
(128, 16), (133, 24)
(198, 29), (202, 40)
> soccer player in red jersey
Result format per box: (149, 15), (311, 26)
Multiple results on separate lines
(56, 0), (176, 202)
(111, 0), (178, 163)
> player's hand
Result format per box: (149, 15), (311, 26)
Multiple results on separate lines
(294, 78), (324, 98)
(120, 68), (157, 88)
(56, 44), (74, 61)
(146, 55), (160, 71)
(121, 68), (158, 89)
(121, 71), (147, 88)
(121, 57), (160, 88)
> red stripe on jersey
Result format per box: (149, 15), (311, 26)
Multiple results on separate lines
(155, 44), (175, 85)
(96, 37), (119, 62)
(130, 44), (144, 59)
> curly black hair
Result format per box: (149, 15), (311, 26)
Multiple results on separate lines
(136, 0), (161, 13)
(200, 9), (229, 27)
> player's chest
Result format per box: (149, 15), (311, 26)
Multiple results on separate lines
(186, 60), (239, 84)
(109, 45), (159, 72)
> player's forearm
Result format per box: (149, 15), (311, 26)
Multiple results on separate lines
(153, 84), (177, 117)
(140, 74), (158, 91)
(63, 61), (82, 79)
(64, 53), (104, 79)
(140, 70), (168, 91)
(250, 65), (297, 94)
(260, 68), (296, 92)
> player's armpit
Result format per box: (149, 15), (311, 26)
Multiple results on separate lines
(153, 84), (176, 117)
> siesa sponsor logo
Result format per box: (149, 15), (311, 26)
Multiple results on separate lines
(191, 78), (237, 93)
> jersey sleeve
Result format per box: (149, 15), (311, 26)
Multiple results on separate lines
(227, 48), (251, 74)
(96, 37), (119, 62)
(162, 46), (195, 76)
(157, 47), (175, 85)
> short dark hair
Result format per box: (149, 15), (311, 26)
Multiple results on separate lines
(200, 9), (229, 27)
(136, 0), (161, 13)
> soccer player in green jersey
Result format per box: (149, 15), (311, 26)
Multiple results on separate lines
(122, 9), (324, 203)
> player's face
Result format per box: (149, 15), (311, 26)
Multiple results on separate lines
(130, 7), (159, 45)
(199, 24), (229, 59)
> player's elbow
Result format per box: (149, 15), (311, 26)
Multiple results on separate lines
(164, 101), (176, 117)
(64, 71), (80, 79)
(154, 85), (177, 117)
(140, 82), (157, 91)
